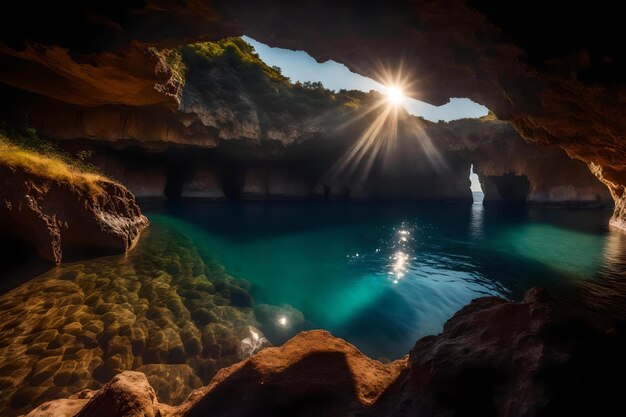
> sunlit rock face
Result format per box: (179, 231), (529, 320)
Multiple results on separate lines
(2, 0), (624, 226)
(0, 163), (148, 264)
(21, 289), (626, 417)
(2, 39), (355, 150)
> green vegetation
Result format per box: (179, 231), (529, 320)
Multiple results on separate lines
(169, 37), (373, 125)
(149, 47), (187, 87)
(0, 124), (110, 193)
(187, 37), (287, 83)
(152, 37), (371, 121)
(479, 110), (498, 121)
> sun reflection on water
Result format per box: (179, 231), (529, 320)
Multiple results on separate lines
(388, 227), (414, 284)
(391, 251), (409, 283)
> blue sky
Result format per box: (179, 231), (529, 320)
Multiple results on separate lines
(470, 166), (482, 192)
(243, 36), (489, 123)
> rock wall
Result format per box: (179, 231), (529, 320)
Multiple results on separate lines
(181, 167), (225, 199)
(1, 34), (612, 208)
(475, 143), (613, 206)
(58, 116), (610, 207)
(426, 119), (613, 206)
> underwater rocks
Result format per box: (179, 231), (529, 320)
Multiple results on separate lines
(20, 288), (626, 417)
(24, 330), (407, 417)
(0, 164), (148, 264)
(0, 224), (268, 416)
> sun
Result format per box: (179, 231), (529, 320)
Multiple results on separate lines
(386, 86), (405, 105)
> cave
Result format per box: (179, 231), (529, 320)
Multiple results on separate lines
(1, 2), (626, 417)
(482, 173), (530, 204)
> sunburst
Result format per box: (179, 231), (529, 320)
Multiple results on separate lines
(323, 63), (445, 192)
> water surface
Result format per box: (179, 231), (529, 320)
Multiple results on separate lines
(144, 196), (626, 358)
(1, 196), (625, 415)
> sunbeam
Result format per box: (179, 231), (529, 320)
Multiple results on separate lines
(323, 64), (448, 195)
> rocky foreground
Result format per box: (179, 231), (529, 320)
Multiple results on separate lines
(23, 288), (626, 417)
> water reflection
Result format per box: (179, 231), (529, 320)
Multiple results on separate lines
(602, 229), (626, 271)
(391, 251), (408, 283)
(573, 229), (626, 319)
(469, 192), (484, 239)
(239, 327), (270, 358)
(389, 227), (412, 284)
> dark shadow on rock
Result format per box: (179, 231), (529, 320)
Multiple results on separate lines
(535, 317), (626, 417)
(0, 231), (52, 292)
(185, 352), (362, 417)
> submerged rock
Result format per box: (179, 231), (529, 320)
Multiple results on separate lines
(20, 288), (626, 417)
(0, 222), (268, 416)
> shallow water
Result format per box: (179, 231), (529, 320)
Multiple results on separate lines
(0, 221), (263, 415)
(1, 195), (626, 415)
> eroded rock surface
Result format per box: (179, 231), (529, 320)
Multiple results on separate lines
(429, 119), (613, 206)
(24, 372), (175, 417)
(0, 163), (148, 264)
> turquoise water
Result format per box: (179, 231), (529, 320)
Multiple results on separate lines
(3, 196), (626, 415)
(142, 196), (626, 359)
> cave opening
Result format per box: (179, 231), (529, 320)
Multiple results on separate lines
(243, 36), (489, 122)
(469, 164), (483, 204)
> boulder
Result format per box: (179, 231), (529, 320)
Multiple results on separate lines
(0, 164), (148, 264)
